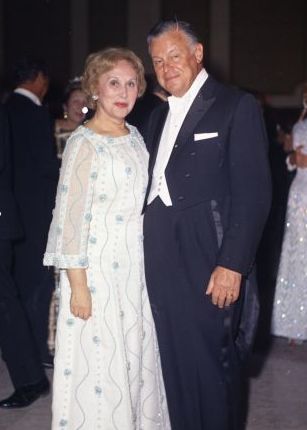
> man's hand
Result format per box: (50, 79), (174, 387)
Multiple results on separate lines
(205, 266), (242, 308)
(67, 268), (92, 320)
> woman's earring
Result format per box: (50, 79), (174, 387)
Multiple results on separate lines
(92, 95), (98, 101)
(63, 111), (68, 119)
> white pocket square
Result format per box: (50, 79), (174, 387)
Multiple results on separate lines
(194, 132), (218, 141)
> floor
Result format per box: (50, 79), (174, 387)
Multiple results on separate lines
(0, 338), (306, 430)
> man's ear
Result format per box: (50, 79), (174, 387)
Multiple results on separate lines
(195, 43), (204, 64)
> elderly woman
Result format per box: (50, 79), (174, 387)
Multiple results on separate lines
(44, 48), (170, 430)
(272, 88), (307, 345)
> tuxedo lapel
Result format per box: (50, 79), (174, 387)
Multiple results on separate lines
(148, 103), (168, 177)
(142, 103), (168, 213)
(173, 76), (218, 150)
(143, 76), (219, 212)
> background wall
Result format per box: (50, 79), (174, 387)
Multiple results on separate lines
(0, 0), (306, 105)
(1, 0), (70, 86)
(231, 0), (307, 94)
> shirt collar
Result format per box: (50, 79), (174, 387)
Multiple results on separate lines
(168, 68), (208, 114)
(14, 88), (42, 106)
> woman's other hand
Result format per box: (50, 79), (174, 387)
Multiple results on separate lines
(67, 268), (92, 320)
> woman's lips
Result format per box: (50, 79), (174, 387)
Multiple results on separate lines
(115, 102), (128, 108)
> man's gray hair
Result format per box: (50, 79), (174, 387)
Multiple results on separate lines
(147, 19), (200, 46)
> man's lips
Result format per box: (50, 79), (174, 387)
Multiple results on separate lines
(165, 74), (180, 82)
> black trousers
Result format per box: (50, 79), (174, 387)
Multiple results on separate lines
(0, 240), (45, 388)
(13, 233), (54, 361)
(143, 198), (245, 430)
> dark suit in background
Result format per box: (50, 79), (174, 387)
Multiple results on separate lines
(5, 92), (59, 362)
(0, 105), (47, 388)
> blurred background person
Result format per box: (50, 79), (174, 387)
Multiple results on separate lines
(47, 77), (88, 355)
(254, 92), (297, 350)
(0, 104), (50, 409)
(4, 56), (59, 369)
(54, 77), (88, 159)
(271, 85), (307, 344)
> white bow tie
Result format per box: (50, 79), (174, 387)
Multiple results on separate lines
(168, 95), (187, 114)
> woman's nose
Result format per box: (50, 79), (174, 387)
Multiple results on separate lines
(120, 85), (128, 98)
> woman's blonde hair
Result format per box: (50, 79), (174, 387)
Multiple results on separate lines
(82, 47), (146, 109)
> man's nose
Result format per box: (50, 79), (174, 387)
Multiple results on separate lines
(162, 60), (173, 74)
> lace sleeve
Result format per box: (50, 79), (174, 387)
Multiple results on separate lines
(43, 131), (98, 268)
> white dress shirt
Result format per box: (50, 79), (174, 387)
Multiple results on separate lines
(147, 69), (208, 206)
(14, 88), (41, 106)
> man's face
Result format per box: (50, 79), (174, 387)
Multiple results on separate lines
(149, 30), (203, 97)
(36, 72), (49, 101)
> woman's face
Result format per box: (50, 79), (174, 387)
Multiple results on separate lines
(65, 89), (87, 124)
(94, 60), (139, 121)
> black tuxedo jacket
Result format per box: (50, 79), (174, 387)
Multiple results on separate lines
(0, 105), (23, 240)
(144, 76), (272, 276)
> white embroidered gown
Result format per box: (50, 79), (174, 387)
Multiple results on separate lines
(271, 119), (307, 341)
(44, 125), (171, 430)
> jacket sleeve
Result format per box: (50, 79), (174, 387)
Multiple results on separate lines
(0, 109), (5, 173)
(28, 106), (60, 179)
(43, 132), (98, 269)
(216, 94), (272, 275)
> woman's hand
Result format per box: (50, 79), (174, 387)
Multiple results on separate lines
(70, 286), (92, 320)
(67, 268), (92, 320)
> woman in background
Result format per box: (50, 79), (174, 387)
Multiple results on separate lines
(272, 86), (307, 344)
(54, 78), (88, 158)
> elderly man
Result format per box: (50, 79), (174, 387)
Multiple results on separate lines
(143, 20), (272, 429)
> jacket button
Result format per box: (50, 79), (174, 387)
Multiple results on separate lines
(174, 144), (178, 148)
(190, 151), (196, 156)
(184, 173), (191, 178)
(177, 196), (185, 201)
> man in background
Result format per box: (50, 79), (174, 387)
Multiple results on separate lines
(0, 104), (50, 408)
(5, 56), (59, 370)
